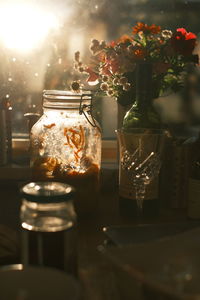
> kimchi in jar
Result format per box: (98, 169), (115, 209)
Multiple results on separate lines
(30, 90), (101, 218)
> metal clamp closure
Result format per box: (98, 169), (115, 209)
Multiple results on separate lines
(79, 94), (97, 127)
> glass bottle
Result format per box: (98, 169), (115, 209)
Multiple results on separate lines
(118, 63), (162, 218)
(30, 90), (101, 218)
(20, 181), (77, 276)
(122, 63), (161, 130)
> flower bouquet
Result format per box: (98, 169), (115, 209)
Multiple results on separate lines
(74, 22), (199, 107)
(73, 23), (199, 217)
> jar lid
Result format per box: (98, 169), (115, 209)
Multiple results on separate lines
(43, 90), (92, 109)
(20, 182), (75, 203)
(43, 89), (92, 98)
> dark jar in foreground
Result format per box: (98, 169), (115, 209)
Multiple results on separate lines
(20, 181), (77, 277)
(30, 90), (102, 218)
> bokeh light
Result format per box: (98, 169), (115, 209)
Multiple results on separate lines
(0, 3), (59, 53)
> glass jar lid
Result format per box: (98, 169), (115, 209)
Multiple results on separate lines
(20, 182), (75, 203)
(43, 90), (92, 109)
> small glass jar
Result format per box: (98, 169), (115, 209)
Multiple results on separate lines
(30, 90), (101, 217)
(20, 181), (77, 276)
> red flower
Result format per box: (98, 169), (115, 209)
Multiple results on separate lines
(132, 47), (147, 60)
(109, 40), (117, 48)
(101, 58), (120, 75)
(117, 35), (133, 44)
(133, 22), (161, 34)
(170, 28), (197, 56)
(101, 65), (112, 76)
(149, 24), (161, 34)
(85, 68), (99, 83)
(132, 46), (147, 60)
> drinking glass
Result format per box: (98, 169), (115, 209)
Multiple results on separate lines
(116, 129), (166, 216)
(122, 149), (161, 215)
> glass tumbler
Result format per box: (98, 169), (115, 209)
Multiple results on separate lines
(20, 181), (77, 277)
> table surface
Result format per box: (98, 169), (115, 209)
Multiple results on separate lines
(77, 191), (188, 300)
(0, 179), (189, 300)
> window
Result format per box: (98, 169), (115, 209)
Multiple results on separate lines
(0, 0), (200, 165)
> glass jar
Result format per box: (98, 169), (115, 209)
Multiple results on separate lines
(30, 90), (101, 217)
(20, 181), (77, 276)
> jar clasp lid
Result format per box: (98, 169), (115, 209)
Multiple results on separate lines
(79, 94), (97, 127)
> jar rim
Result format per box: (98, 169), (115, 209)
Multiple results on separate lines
(20, 182), (75, 203)
(43, 90), (92, 97)
(43, 90), (92, 109)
